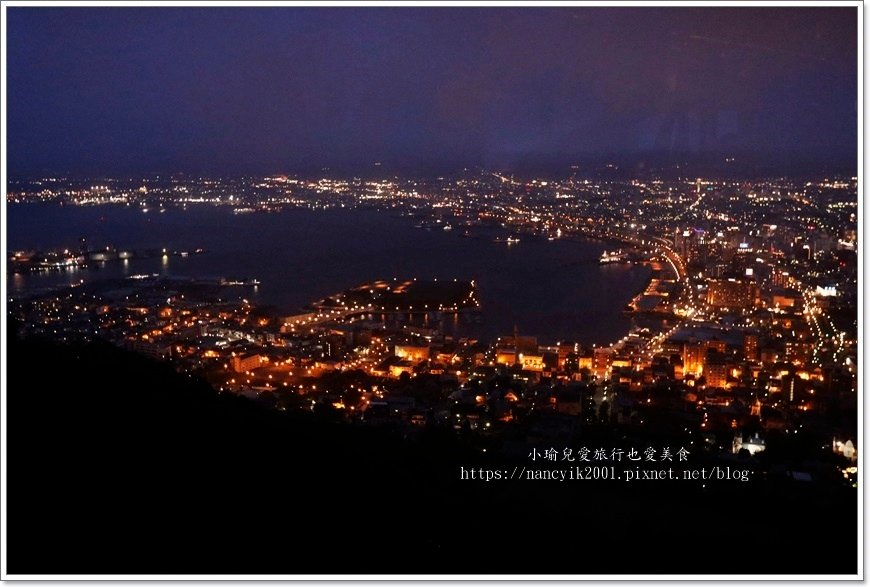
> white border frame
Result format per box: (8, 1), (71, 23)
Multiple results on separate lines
(0, 0), (863, 581)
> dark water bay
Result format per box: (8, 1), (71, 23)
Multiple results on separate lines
(7, 204), (650, 345)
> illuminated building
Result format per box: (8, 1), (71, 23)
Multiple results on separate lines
(495, 334), (538, 366)
(706, 278), (756, 309)
(703, 350), (729, 389)
(520, 354), (545, 372)
(592, 348), (611, 379)
(231, 352), (262, 373)
(833, 438), (857, 462)
(743, 333), (758, 360)
(706, 337), (726, 353)
(611, 355), (631, 369)
(389, 361), (415, 378)
(556, 342), (580, 370)
(759, 347), (782, 365)
(772, 269), (791, 287)
(394, 344), (430, 361)
(681, 340), (705, 378)
(785, 340), (812, 364)
(771, 288), (801, 308)
(674, 228), (707, 265)
(733, 432), (766, 455)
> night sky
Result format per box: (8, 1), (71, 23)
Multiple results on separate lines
(7, 6), (858, 176)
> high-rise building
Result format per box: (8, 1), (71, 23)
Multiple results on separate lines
(704, 350), (729, 389)
(593, 348), (611, 380)
(743, 333), (759, 361)
(706, 278), (756, 309)
(681, 340), (705, 378)
(674, 228), (707, 265)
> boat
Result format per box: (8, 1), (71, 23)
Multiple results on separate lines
(221, 277), (261, 286)
(493, 236), (520, 244)
(600, 250), (629, 264)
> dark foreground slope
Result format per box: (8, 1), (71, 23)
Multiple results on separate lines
(6, 328), (858, 575)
